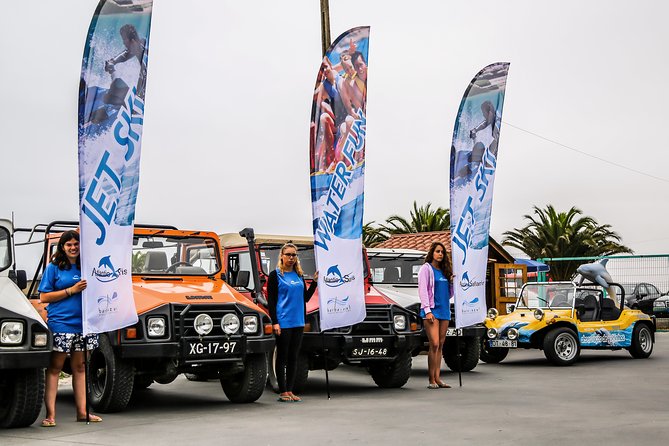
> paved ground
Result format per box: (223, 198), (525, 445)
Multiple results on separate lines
(2, 332), (668, 446)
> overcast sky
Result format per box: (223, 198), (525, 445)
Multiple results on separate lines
(2, 0), (668, 269)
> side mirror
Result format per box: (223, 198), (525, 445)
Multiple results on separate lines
(9, 270), (27, 290)
(507, 304), (516, 313)
(235, 270), (250, 288)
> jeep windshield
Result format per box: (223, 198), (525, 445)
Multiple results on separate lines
(132, 235), (220, 275)
(367, 252), (422, 284)
(517, 283), (575, 309)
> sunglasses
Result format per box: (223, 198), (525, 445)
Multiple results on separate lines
(283, 253), (298, 258)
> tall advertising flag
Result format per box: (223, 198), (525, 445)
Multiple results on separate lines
(450, 63), (510, 328)
(310, 27), (369, 331)
(78, 0), (153, 334)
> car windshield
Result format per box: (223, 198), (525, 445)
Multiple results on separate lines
(518, 283), (575, 308)
(132, 235), (220, 275)
(0, 227), (10, 272)
(367, 253), (423, 284)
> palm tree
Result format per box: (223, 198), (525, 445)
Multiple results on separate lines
(502, 205), (632, 280)
(381, 201), (450, 235)
(362, 221), (388, 248)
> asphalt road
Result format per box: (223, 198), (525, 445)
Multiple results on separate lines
(3, 332), (668, 446)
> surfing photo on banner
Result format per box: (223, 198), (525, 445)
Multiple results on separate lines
(450, 63), (510, 328)
(78, 0), (153, 334)
(310, 26), (369, 331)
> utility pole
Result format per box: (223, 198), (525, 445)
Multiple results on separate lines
(320, 0), (331, 57)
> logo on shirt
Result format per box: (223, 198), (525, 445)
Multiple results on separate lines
(324, 264), (355, 288)
(97, 291), (119, 315)
(92, 255), (128, 283)
(459, 271), (484, 291)
(326, 296), (351, 314)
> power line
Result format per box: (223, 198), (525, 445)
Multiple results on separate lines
(503, 121), (669, 184)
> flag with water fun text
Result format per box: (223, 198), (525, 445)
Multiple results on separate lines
(450, 63), (510, 328)
(78, 0), (153, 334)
(310, 27), (369, 331)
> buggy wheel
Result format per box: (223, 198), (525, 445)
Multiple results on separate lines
(480, 339), (509, 364)
(628, 324), (653, 359)
(543, 328), (580, 366)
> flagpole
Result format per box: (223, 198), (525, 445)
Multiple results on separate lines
(84, 333), (91, 423)
(456, 330), (463, 387)
(319, 0), (332, 401)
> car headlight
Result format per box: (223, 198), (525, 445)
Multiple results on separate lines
(487, 328), (498, 339)
(534, 308), (544, 321)
(221, 314), (240, 334)
(1, 321), (24, 345)
(194, 314), (213, 335)
(33, 332), (48, 347)
(487, 308), (499, 320)
(393, 314), (407, 331)
(243, 315), (258, 334)
(507, 327), (519, 340)
(148, 317), (166, 337)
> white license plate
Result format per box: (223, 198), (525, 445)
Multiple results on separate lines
(446, 328), (463, 336)
(187, 340), (239, 357)
(489, 340), (517, 348)
(350, 347), (390, 357)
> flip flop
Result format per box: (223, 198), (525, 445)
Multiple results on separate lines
(41, 418), (56, 427)
(76, 414), (102, 422)
(427, 383), (440, 389)
(289, 394), (302, 402)
(437, 382), (452, 388)
(277, 395), (293, 403)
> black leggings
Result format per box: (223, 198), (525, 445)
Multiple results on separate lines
(275, 327), (304, 393)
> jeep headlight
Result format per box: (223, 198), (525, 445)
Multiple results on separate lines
(1, 321), (23, 345)
(487, 308), (499, 320)
(194, 314), (213, 335)
(222, 314), (240, 334)
(33, 332), (48, 347)
(534, 308), (544, 321)
(148, 317), (166, 337)
(507, 327), (519, 340)
(243, 315), (258, 334)
(393, 314), (407, 331)
(487, 328), (498, 339)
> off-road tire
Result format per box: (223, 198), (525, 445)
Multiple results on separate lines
(543, 327), (580, 366)
(222, 353), (267, 403)
(267, 348), (309, 394)
(133, 374), (153, 391)
(0, 368), (45, 428)
(89, 334), (134, 412)
(480, 339), (509, 364)
(443, 336), (480, 372)
(368, 351), (412, 388)
(628, 323), (654, 359)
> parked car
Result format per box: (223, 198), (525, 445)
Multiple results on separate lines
(653, 294), (669, 318)
(219, 230), (423, 391)
(0, 219), (52, 428)
(622, 282), (665, 315)
(482, 281), (655, 366)
(366, 248), (485, 372)
(26, 222), (274, 413)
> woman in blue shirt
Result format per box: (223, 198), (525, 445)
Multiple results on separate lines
(417, 242), (453, 389)
(38, 231), (101, 426)
(267, 243), (317, 402)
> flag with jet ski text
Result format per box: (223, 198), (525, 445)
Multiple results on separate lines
(78, 0), (153, 334)
(450, 63), (510, 328)
(310, 27), (369, 331)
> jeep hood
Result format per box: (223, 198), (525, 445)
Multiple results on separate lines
(305, 286), (401, 313)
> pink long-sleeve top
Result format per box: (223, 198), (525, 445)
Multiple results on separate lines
(418, 263), (435, 314)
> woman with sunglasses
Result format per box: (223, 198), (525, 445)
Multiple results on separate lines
(267, 243), (318, 402)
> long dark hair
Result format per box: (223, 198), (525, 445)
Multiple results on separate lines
(51, 231), (80, 270)
(425, 242), (452, 277)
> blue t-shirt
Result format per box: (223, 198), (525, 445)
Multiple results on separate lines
(38, 262), (83, 333)
(420, 266), (451, 321)
(276, 269), (305, 329)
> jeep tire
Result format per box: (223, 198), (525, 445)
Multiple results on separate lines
(443, 336), (480, 372)
(480, 339), (509, 364)
(543, 327), (580, 366)
(267, 348), (309, 394)
(222, 353), (267, 403)
(628, 323), (653, 359)
(0, 368), (45, 428)
(89, 334), (135, 412)
(368, 351), (412, 388)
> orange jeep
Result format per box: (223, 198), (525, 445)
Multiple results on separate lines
(26, 221), (274, 412)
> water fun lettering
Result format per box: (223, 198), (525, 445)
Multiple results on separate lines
(82, 87), (144, 245)
(452, 145), (497, 264)
(314, 110), (366, 252)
